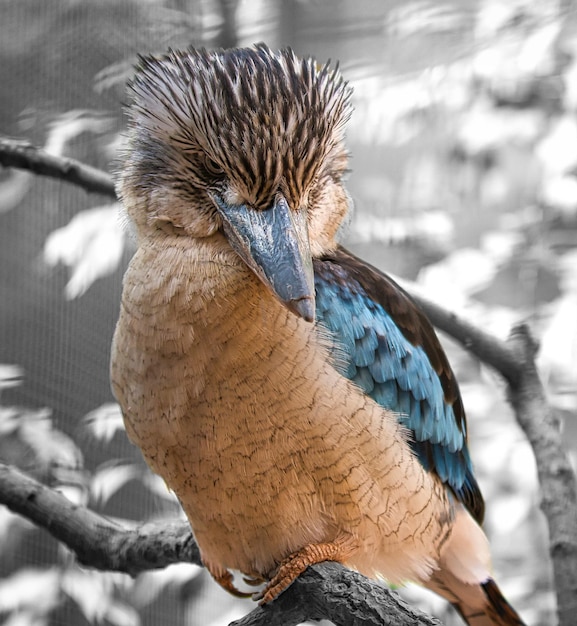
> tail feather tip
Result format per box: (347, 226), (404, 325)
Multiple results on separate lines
(480, 578), (526, 626)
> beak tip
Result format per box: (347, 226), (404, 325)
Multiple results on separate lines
(287, 297), (316, 323)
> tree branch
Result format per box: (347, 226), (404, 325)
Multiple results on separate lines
(0, 137), (116, 198)
(0, 462), (441, 625)
(230, 562), (441, 626)
(0, 463), (201, 574)
(408, 291), (521, 386)
(505, 326), (577, 626)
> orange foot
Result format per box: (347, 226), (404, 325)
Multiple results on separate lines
(257, 535), (356, 605)
(209, 568), (252, 598)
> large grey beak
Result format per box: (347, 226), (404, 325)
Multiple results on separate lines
(212, 193), (315, 322)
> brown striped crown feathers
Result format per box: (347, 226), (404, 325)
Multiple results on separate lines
(119, 44), (353, 249)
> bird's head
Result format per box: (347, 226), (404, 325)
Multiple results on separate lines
(118, 44), (353, 322)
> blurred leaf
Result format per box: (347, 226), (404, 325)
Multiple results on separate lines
(83, 403), (125, 443)
(517, 21), (560, 75)
(475, 1), (556, 38)
(480, 230), (523, 265)
(536, 115), (577, 176)
(131, 564), (203, 608)
(43, 204), (125, 299)
(473, 7), (561, 104)
(55, 483), (88, 507)
(18, 409), (84, 475)
(0, 406), (25, 436)
(349, 210), (453, 248)
(0, 568), (60, 614)
(385, 1), (468, 37)
(350, 74), (435, 145)
(61, 568), (137, 626)
(456, 104), (543, 156)
(0, 412), (36, 471)
(0, 406), (83, 482)
(563, 55), (577, 111)
(0, 506), (35, 556)
(350, 213), (411, 244)
(140, 472), (179, 504)
(1, 610), (49, 626)
(43, 110), (113, 157)
(540, 175), (577, 217)
(418, 247), (498, 298)
(103, 601), (141, 626)
(93, 58), (138, 94)
(349, 60), (470, 146)
(0, 505), (32, 534)
(61, 568), (113, 622)
(90, 461), (141, 506)
(498, 205), (542, 231)
(0, 364), (24, 390)
(0, 170), (32, 214)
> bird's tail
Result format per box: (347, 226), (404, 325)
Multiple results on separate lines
(424, 506), (526, 626)
(426, 572), (525, 625)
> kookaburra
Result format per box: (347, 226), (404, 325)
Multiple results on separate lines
(111, 44), (525, 626)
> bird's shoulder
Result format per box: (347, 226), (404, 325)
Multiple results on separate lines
(313, 246), (484, 523)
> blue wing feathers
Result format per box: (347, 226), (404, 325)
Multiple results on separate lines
(371, 380), (397, 407)
(314, 248), (485, 523)
(355, 330), (378, 366)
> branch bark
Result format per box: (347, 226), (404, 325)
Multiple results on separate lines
(505, 327), (577, 626)
(408, 291), (521, 386)
(2, 138), (577, 624)
(230, 562), (441, 626)
(0, 463), (201, 574)
(0, 137), (115, 197)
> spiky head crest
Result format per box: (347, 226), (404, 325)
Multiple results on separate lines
(120, 44), (353, 252)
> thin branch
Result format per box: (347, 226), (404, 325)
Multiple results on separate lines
(0, 462), (441, 625)
(408, 291), (521, 387)
(505, 326), (577, 626)
(0, 137), (116, 198)
(0, 463), (201, 575)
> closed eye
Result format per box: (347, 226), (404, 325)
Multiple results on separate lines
(204, 157), (224, 178)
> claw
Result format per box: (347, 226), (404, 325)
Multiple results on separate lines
(210, 569), (252, 598)
(258, 536), (356, 605)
